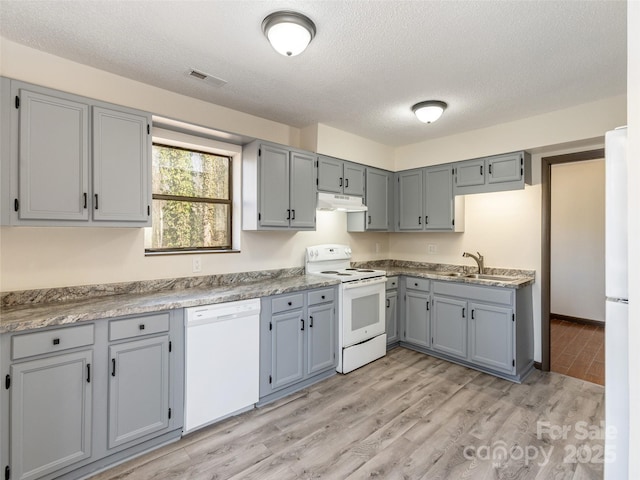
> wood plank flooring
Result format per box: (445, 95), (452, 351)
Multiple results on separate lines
(551, 318), (605, 385)
(90, 348), (605, 480)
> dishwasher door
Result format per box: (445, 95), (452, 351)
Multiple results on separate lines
(184, 299), (261, 434)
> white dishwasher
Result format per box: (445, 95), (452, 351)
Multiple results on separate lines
(184, 298), (260, 434)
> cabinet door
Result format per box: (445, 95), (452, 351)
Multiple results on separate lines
(432, 296), (467, 359)
(317, 156), (343, 193)
(108, 335), (169, 449)
(307, 303), (336, 375)
(10, 350), (92, 480)
(271, 310), (305, 390)
(487, 153), (523, 184)
(93, 106), (150, 223)
(343, 162), (365, 196)
(454, 159), (485, 187)
(397, 169), (424, 230)
(469, 303), (514, 373)
(18, 89), (89, 221)
(365, 168), (389, 230)
(290, 151), (317, 229)
(404, 291), (430, 347)
(385, 290), (399, 344)
(259, 144), (290, 227)
(424, 165), (453, 231)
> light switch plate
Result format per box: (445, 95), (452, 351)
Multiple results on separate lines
(192, 256), (202, 273)
(427, 244), (437, 254)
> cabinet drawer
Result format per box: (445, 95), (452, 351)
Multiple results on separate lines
(12, 324), (94, 360)
(433, 281), (514, 306)
(109, 313), (169, 341)
(386, 276), (398, 290)
(308, 288), (335, 306)
(405, 277), (430, 292)
(272, 294), (304, 313)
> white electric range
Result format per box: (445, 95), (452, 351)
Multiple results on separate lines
(305, 244), (387, 373)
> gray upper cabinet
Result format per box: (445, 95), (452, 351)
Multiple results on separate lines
(1, 78), (152, 227)
(317, 155), (364, 196)
(346, 167), (393, 232)
(16, 89), (90, 222)
(397, 167), (460, 232)
(108, 335), (170, 449)
(397, 169), (424, 230)
(453, 151), (531, 195)
(9, 346), (93, 480)
(92, 107), (150, 223)
(243, 140), (316, 230)
(424, 165), (454, 230)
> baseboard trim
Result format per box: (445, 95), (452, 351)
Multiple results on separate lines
(550, 313), (604, 327)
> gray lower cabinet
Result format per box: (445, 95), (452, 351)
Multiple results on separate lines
(108, 335), (170, 448)
(385, 276), (399, 346)
(402, 278), (431, 348)
(10, 349), (93, 480)
(0, 311), (184, 480)
(259, 287), (337, 404)
(317, 155), (365, 196)
(242, 140), (317, 230)
(431, 296), (467, 359)
(468, 302), (514, 373)
(1, 77), (152, 227)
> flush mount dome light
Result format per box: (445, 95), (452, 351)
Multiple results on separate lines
(262, 11), (316, 57)
(412, 100), (448, 124)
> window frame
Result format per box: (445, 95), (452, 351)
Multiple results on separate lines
(146, 142), (234, 254)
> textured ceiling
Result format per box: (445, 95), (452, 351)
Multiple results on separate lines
(0, 0), (627, 146)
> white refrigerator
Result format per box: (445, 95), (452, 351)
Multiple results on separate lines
(604, 126), (629, 479)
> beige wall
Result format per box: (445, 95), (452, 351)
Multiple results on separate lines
(550, 160), (605, 322)
(315, 124), (394, 170)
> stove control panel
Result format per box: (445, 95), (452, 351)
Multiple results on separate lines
(306, 244), (351, 262)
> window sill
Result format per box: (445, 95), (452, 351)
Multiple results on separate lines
(145, 249), (240, 256)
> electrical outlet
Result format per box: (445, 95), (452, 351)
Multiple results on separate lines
(192, 256), (202, 273)
(427, 244), (437, 254)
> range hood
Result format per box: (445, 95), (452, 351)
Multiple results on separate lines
(316, 192), (368, 212)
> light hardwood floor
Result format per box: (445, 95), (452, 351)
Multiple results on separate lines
(90, 348), (605, 480)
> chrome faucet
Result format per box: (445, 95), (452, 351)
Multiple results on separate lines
(463, 251), (485, 274)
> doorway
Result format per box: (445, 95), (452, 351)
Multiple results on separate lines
(541, 149), (605, 385)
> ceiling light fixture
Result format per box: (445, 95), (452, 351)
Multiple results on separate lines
(262, 11), (316, 57)
(412, 100), (448, 124)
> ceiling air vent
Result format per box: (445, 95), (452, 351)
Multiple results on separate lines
(186, 68), (227, 88)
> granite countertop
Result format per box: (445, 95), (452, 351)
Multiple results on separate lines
(0, 274), (339, 334)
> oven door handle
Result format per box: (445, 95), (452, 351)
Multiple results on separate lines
(342, 276), (387, 290)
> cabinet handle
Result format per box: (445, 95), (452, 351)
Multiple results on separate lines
(286, 209), (291, 220)
(414, 282), (418, 287)
(292, 209), (295, 220)
(425, 216), (429, 225)
(321, 295), (325, 299)
(345, 178), (349, 188)
(52, 338), (60, 346)
(386, 299), (390, 308)
(471, 309), (475, 320)
(300, 319), (305, 331)
(309, 316), (314, 328)
(418, 216), (422, 225)
(462, 308), (466, 318)
(368, 215), (372, 225)
(339, 177), (343, 187)
(86, 364), (91, 383)
(480, 165), (483, 176)
(139, 324), (145, 330)
(488, 164), (492, 175)
(288, 301), (292, 306)
(111, 358), (116, 377)
(426, 302), (430, 311)
(83, 193), (87, 209)
(94, 194), (99, 210)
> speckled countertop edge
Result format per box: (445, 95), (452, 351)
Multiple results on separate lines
(0, 275), (339, 334)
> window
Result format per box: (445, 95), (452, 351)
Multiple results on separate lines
(146, 143), (232, 252)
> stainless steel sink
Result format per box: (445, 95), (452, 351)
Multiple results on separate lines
(436, 272), (466, 277)
(464, 274), (517, 281)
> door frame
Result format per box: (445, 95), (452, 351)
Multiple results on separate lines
(540, 148), (604, 371)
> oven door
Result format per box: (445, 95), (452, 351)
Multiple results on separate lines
(342, 276), (386, 347)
